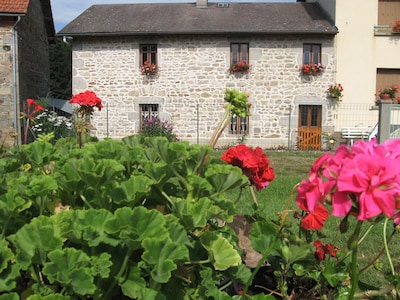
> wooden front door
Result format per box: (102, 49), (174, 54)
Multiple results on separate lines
(298, 105), (322, 150)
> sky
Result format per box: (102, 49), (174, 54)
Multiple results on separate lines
(51, 0), (295, 32)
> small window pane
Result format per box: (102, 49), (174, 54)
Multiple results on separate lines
(140, 104), (159, 129)
(230, 113), (249, 134)
(140, 44), (157, 65)
(303, 44), (321, 64)
(230, 43), (249, 65)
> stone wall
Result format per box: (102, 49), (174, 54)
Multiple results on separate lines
(0, 23), (15, 144)
(72, 34), (337, 148)
(0, 0), (51, 145)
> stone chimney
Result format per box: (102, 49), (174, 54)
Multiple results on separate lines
(196, 0), (208, 8)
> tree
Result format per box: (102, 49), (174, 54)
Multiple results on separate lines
(49, 37), (72, 99)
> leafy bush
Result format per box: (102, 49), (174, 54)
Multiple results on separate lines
(0, 136), (270, 299)
(32, 110), (75, 142)
(139, 118), (177, 142)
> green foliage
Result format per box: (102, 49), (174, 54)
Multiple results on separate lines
(0, 136), (270, 299)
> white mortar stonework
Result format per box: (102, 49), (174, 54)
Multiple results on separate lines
(72, 35), (337, 148)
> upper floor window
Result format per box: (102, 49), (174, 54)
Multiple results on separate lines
(140, 44), (157, 65)
(303, 44), (321, 65)
(378, 0), (400, 25)
(230, 43), (249, 65)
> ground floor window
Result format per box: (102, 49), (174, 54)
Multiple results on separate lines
(229, 113), (249, 134)
(140, 104), (159, 129)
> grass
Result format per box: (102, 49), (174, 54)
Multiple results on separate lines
(222, 150), (400, 293)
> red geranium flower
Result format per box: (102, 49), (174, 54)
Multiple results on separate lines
(314, 240), (339, 261)
(301, 204), (329, 230)
(69, 90), (103, 113)
(221, 144), (274, 190)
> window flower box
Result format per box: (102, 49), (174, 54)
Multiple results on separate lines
(140, 61), (159, 76)
(393, 20), (400, 33)
(229, 60), (251, 73)
(327, 83), (343, 102)
(300, 63), (324, 75)
(378, 84), (399, 100)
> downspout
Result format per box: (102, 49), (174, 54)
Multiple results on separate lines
(12, 16), (22, 145)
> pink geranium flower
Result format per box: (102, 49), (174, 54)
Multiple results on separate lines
(296, 138), (400, 228)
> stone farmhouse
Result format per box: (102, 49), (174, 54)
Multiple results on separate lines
(59, 0), (339, 150)
(0, 0), (55, 145)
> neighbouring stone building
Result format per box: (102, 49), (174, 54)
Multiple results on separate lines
(0, 0), (55, 145)
(59, 1), (338, 150)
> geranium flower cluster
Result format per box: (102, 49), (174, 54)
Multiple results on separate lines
(300, 63), (324, 75)
(221, 144), (275, 191)
(140, 61), (159, 76)
(229, 60), (252, 73)
(21, 99), (45, 121)
(69, 90), (103, 116)
(327, 83), (344, 101)
(314, 240), (339, 261)
(296, 138), (400, 230)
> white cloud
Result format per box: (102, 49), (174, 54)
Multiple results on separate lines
(51, 0), (295, 32)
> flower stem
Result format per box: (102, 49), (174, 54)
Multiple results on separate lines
(348, 220), (363, 299)
(383, 217), (395, 276)
(103, 249), (132, 299)
(249, 185), (258, 206)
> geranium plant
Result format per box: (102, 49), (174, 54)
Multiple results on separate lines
(327, 83), (344, 102)
(20, 98), (45, 144)
(69, 90), (103, 147)
(393, 20), (400, 33)
(379, 84), (399, 99)
(300, 63), (324, 75)
(140, 60), (159, 76)
(229, 60), (252, 73)
(295, 138), (400, 299)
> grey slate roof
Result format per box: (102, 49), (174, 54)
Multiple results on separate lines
(58, 2), (337, 36)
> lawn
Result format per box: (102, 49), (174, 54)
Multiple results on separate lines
(222, 149), (400, 293)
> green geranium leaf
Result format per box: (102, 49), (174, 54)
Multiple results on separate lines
(142, 237), (189, 283)
(0, 189), (31, 215)
(0, 293), (19, 300)
(23, 142), (56, 166)
(200, 231), (241, 271)
(164, 214), (191, 246)
(72, 209), (119, 247)
(143, 161), (168, 184)
(111, 175), (153, 206)
(43, 248), (96, 295)
(250, 221), (278, 254)
(27, 295), (72, 300)
(199, 267), (231, 299)
(322, 259), (348, 287)
(120, 265), (166, 300)
(25, 174), (58, 198)
(8, 217), (63, 269)
(174, 197), (211, 229)
(105, 207), (168, 250)
(0, 240), (19, 292)
(205, 164), (248, 194)
(90, 252), (112, 278)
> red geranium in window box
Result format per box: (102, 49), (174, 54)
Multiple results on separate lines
(300, 63), (324, 75)
(140, 61), (159, 76)
(229, 60), (252, 73)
